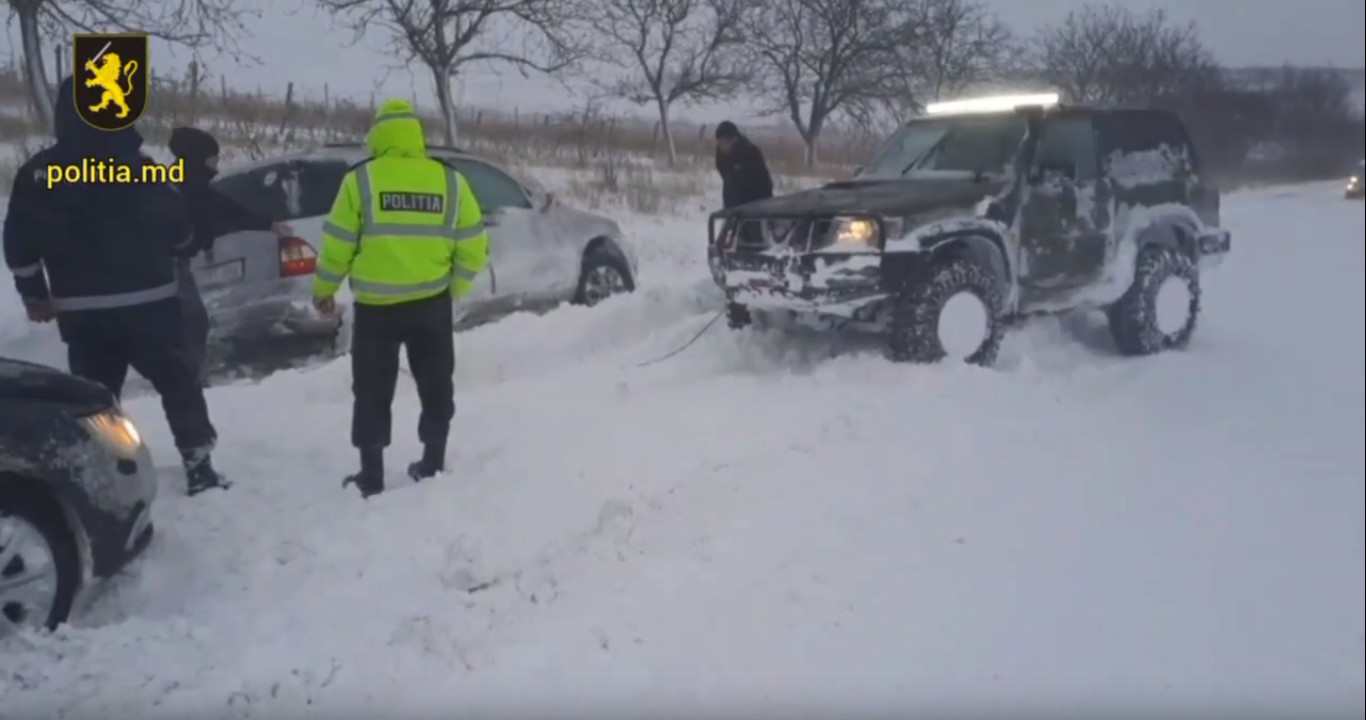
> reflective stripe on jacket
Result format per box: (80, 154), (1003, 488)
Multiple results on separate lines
(312, 100), (490, 306)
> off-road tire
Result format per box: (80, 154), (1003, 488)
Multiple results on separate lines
(573, 249), (634, 306)
(725, 301), (752, 329)
(0, 489), (80, 633)
(1107, 244), (1200, 356)
(887, 255), (1005, 366)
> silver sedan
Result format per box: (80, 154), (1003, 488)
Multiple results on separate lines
(193, 143), (638, 371)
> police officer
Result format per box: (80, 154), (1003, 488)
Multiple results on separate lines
(312, 100), (489, 498)
(3, 76), (227, 495)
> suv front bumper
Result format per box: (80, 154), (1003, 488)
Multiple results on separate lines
(710, 246), (893, 319)
(1196, 229), (1231, 271)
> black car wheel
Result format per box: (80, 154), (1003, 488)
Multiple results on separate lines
(887, 255), (1005, 366)
(0, 490), (80, 635)
(574, 248), (634, 306)
(1107, 244), (1200, 356)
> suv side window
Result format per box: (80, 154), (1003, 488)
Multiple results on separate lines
(1032, 115), (1099, 181)
(448, 159), (531, 209)
(212, 164), (288, 221)
(1099, 111), (1201, 174)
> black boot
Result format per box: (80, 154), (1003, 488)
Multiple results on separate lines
(407, 441), (446, 482)
(182, 447), (229, 496)
(343, 447), (385, 498)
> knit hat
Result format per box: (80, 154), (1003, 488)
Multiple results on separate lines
(715, 121), (740, 140)
(168, 126), (220, 160)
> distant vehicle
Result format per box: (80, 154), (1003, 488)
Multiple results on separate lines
(0, 356), (156, 635)
(1346, 160), (1364, 199)
(194, 143), (638, 371)
(708, 93), (1232, 365)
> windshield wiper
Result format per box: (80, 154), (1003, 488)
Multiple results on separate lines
(900, 131), (953, 175)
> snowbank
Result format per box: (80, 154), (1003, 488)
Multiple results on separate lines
(0, 181), (1362, 719)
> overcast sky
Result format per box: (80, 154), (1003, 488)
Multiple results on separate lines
(3, 0), (1363, 123)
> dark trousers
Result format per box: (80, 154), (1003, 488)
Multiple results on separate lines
(58, 298), (217, 452)
(176, 259), (210, 383)
(350, 292), (455, 449)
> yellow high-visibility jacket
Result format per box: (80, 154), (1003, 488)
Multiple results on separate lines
(312, 100), (489, 305)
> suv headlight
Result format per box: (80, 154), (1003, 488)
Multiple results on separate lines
(829, 216), (904, 250)
(80, 408), (144, 458)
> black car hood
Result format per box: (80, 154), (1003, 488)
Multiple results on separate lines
(0, 356), (113, 410)
(721, 176), (1008, 218)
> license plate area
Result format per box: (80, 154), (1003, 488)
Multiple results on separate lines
(197, 259), (245, 289)
(723, 254), (795, 290)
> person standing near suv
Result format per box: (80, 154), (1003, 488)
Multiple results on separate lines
(167, 127), (292, 382)
(714, 120), (774, 209)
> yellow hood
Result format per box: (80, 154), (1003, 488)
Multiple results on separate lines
(366, 99), (426, 158)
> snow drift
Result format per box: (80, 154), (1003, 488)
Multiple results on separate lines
(0, 183), (1362, 719)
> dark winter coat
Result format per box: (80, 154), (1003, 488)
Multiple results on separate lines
(715, 135), (775, 209)
(176, 176), (274, 257)
(3, 76), (191, 314)
(169, 127), (273, 256)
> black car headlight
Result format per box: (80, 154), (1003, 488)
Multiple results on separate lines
(80, 408), (145, 458)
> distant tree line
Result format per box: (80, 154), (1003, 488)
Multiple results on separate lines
(12, 0), (1363, 179)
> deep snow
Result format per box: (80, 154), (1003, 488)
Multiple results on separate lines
(0, 182), (1362, 719)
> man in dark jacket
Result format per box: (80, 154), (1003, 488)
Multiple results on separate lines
(167, 126), (288, 381)
(714, 121), (774, 209)
(3, 76), (227, 496)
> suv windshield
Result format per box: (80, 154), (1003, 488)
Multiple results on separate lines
(859, 113), (1029, 179)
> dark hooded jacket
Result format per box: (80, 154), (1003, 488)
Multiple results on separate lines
(168, 126), (272, 256)
(3, 76), (191, 310)
(715, 134), (774, 209)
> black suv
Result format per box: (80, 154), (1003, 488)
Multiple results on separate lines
(708, 97), (1232, 365)
(1347, 160), (1364, 199)
(1, 357), (157, 635)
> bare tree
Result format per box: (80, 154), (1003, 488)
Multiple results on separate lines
(1034, 4), (1219, 107)
(885, 0), (1013, 116)
(585, 0), (746, 167)
(8, 0), (255, 132)
(1266, 66), (1357, 138)
(744, 0), (905, 166)
(318, 0), (584, 145)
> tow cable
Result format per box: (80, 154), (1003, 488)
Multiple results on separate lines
(634, 310), (725, 368)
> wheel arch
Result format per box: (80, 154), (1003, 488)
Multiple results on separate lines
(884, 228), (1015, 308)
(1129, 213), (1202, 260)
(0, 471), (89, 589)
(581, 235), (636, 287)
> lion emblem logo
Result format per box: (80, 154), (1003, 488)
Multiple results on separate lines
(85, 53), (138, 119)
(72, 33), (149, 131)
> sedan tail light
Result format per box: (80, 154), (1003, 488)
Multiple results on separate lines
(279, 236), (317, 277)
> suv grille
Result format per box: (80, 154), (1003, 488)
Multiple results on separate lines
(724, 217), (835, 253)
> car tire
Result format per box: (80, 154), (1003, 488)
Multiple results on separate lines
(573, 248), (634, 306)
(725, 301), (752, 329)
(0, 490), (80, 633)
(1107, 244), (1200, 356)
(887, 254), (1005, 366)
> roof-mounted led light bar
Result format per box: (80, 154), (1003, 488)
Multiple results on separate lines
(925, 92), (1061, 116)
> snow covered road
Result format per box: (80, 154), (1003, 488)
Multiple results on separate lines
(2, 183), (1363, 718)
